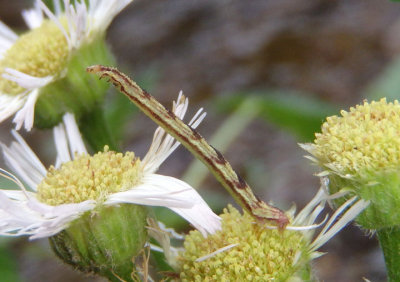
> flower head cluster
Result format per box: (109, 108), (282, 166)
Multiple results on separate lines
(177, 188), (368, 281)
(0, 93), (220, 240)
(302, 98), (400, 228)
(303, 98), (400, 177)
(0, 0), (131, 130)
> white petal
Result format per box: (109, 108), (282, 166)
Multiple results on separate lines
(53, 121), (72, 167)
(0, 21), (18, 57)
(0, 189), (95, 239)
(64, 0), (88, 48)
(293, 187), (326, 226)
(1, 131), (46, 190)
(0, 21), (18, 42)
(0, 168), (95, 240)
(53, 0), (62, 16)
(142, 93), (206, 174)
(105, 174), (221, 236)
(298, 143), (316, 154)
(13, 89), (39, 131)
(62, 113), (87, 156)
(0, 94), (26, 124)
(53, 113), (87, 167)
(105, 175), (194, 208)
(3, 68), (53, 89)
(88, 0), (132, 34)
(195, 243), (239, 262)
(146, 218), (183, 269)
(37, 0), (71, 49)
(22, 1), (44, 29)
(310, 197), (369, 251)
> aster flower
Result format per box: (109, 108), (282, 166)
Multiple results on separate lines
(0, 93), (220, 279)
(300, 98), (400, 281)
(177, 187), (368, 281)
(0, 0), (132, 130)
(300, 98), (400, 229)
(0, 92), (220, 239)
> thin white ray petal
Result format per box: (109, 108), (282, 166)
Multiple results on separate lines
(1, 190), (35, 201)
(0, 168), (30, 196)
(37, 0), (71, 49)
(105, 174), (221, 236)
(3, 68), (53, 89)
(22, 2), (44, 29)
(105, 183), (194, 208)
(53, 122), (72, 167)
(74, 3), (89, 46)
(142, 93), (206, 174)
(169, 204), (221, 237)
(0, 22), (17, 57)
(1, 131), (46, 190)
(173, 93), (189, 120)
(317, 196), (358, 239)
(152, 220), (185, 240)
(88, 0), (132, 33)
(62, 113), (87, 156)
(63, 0), (88, 48)
(0, 21), (18, 43)
(188, 108), (204, 126)
(1, 147), (40, 190)
(53, 0), (62, 15)
(310, 199), (369, 250)
(13, 90), (39, 131)
(293, 188), (326, 225)
(0, 189), (95, 239)
(146, 218), (183, 269)
(10, 130), (47, 176)
(0, 94), (26, 124)
(195, 243), (239, 262)
(189, 110), (206, 129)
(148, 244), (163, 253)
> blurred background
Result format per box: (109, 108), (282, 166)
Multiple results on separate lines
(2, 0), (400, 281)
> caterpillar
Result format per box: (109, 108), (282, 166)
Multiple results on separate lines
(87, 65), (289, 229)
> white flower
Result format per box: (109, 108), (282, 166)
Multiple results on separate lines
(176, 185), (369, 280)
(0, 0), (132, 130)
(0, 93), (221, 239)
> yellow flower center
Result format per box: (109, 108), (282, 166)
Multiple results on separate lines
(0, 19), (69, 95)
(179, 206), (306, 281)
(37, 146), (143, 206)
(313, 98), (400, 175)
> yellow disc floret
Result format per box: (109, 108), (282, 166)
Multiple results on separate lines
(0, 19), (69, 95)
(179, 206), (306, 281)
(37, 146), (142, 206)
(313, 98), (400, 176)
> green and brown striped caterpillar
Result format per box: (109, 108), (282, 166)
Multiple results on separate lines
(87, 65), (289, 229)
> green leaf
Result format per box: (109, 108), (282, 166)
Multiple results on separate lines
(216, 91), (337, 142)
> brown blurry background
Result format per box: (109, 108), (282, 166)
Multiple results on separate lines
(2, 0), (400, 281)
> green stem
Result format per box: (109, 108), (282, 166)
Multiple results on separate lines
(377, 227), (400, 281)
(79, 104), (119, 152)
